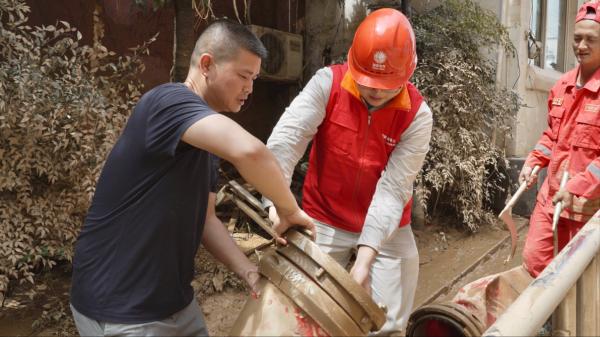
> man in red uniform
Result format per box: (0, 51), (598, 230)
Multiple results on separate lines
(520, 2), (600, 277)
(264, 9), (433, 335)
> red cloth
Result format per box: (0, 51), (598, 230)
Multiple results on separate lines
(301, 63), (423, 232)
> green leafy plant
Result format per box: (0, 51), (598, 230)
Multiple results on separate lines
(0, 0), (152, 294)
(412, 0), (519, 231)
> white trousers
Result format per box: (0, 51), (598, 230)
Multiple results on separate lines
(314, 221), (419, 336)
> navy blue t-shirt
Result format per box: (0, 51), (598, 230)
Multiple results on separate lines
(70, 83), (218, 323)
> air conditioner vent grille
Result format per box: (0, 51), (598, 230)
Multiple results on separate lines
(248, 25), (302, 82)
(260, 33), (284, 75)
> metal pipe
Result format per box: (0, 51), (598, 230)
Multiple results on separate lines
(483, 214), (600, 337)
(578, 254), (600, 336)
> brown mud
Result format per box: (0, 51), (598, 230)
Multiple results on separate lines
(0, 217), (529, 336)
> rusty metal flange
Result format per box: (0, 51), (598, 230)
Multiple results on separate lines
(285, 230), (386, 331)
(259, 249), (364, 336)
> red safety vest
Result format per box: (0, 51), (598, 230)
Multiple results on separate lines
(302, 63), (424, 233)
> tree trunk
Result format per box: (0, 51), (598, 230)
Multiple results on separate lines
(401, 0), (411, 16)
(304, 0), (343, 78)
(173, 0), (197, 82)
(366, 0), (402, 12)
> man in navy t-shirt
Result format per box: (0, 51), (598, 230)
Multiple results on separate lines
(70, 20), (314, 336)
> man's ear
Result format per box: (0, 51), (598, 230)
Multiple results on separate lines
(199, 53), (214, 76)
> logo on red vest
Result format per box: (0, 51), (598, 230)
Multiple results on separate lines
(382, 134), (397, 147)
(584, 104), (600, 113)
(552, 97), (563, 106)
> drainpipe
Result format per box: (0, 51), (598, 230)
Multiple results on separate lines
(482, 215), (600, 336)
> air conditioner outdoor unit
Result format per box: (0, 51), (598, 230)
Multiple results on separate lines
(248, 25), (303, 82)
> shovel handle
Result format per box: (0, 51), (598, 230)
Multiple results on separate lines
(505, 165), (541, 208)
(552, 170), (569, 256)
(552, 170), (570, 232)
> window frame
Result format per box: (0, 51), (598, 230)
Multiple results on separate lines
(531, 0), (581, 73)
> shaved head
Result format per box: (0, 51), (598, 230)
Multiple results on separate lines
(191, 20), (267, 67)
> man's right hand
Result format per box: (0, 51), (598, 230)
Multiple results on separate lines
(268, 206), (315, 245)
(518, 165), (539, 189)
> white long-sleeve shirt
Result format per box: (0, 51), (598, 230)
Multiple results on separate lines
(265, 67), (433, 252)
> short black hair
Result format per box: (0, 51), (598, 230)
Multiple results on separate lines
(190, 19), (267, 66)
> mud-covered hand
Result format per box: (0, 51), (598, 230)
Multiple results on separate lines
(242, 265), (262, 298)
(552, 188), (573, 210)
(268, 206), (315, 245)
(518, 165), (539, 189)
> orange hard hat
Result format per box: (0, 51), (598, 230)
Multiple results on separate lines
(347, 8), (417, 90)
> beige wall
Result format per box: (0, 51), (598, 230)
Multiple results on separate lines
(495, 0), (558, 157)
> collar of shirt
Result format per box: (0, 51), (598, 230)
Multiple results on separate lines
(561, 65), (600, 93)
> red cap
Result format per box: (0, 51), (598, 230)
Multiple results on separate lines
(576, 2), (600, 23)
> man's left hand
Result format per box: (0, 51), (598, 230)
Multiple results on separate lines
(552, 188), (573, 210)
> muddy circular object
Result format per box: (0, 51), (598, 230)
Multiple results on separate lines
(283, 229), (386, 331)
(406, 303), (485, 337)
(229, 229), (386, 337)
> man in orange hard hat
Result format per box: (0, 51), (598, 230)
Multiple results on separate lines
(264, 8), (433, 334)
(520, 1), (600, 277)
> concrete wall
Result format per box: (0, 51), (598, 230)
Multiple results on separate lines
(494, 0), (556, 158)
(495, 0), (559, 158)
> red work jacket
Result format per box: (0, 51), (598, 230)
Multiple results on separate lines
(526, 66), (600, 222)
(302, 63), (424, 233)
